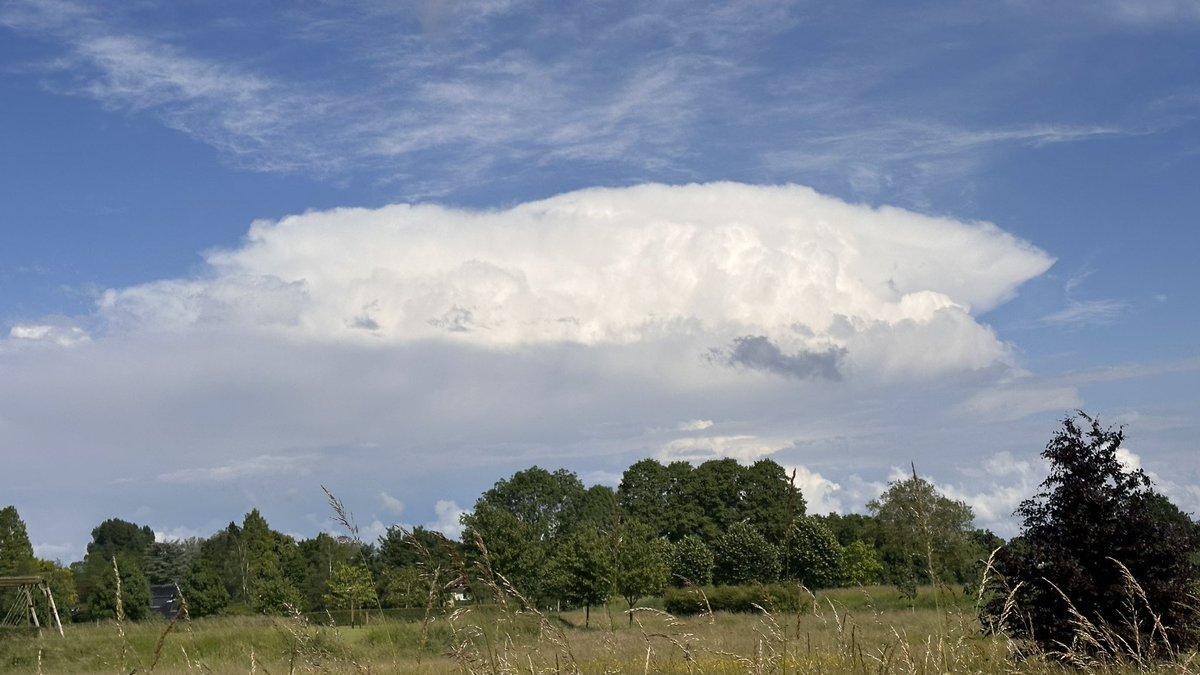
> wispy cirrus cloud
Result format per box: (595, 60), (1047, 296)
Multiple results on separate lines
(0, 0), (1142, 198)
(1040, 269), (1129, 327)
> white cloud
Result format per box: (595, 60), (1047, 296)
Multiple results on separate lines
(8, 322), (90, 347)
(380, 492), (405, 516)
(156, 454), (313, 484)
(427, 500), (467, 540)
(0, 183), (1059, 553)
(783, 465), (844, 515)
(154, 526), (207, 542)
(658, 435), (788, 463)
(959, 383), (1081, 421)
(93, 183), (1051, 383)
(33, 542), (75, 561)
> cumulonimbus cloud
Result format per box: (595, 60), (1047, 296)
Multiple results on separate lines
(95, 182), (1053, 379)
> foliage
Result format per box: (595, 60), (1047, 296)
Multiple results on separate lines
(87, 555), (151, 621)
(143, 538), (200, 585)
(667, 534), (714, 587)
(181, 559), (229, 617)
(323, 563), (378, 625)
(868, 469), (981, 595)
(241, 509), (305, 614)
(0, 505), (35, 575)
(546, 524), (613, 626)
(85, 519), (155, 562)
(612, 519), (669, 621)
(462, 504), (549, 605)
(983, 413), (1200, 656)
(34, 558), (77, 620)
(0, 505), (37, 614)
(712, 523), (780, 586)
(619, 458), (803, 544)
(662, 583), (809, 614)
(840, 540), (884, 586)
(252, 574), (304, 615)
(379, 566), (429, 608)
(815, 512), (880, 548)
(299, 532), (361, 610)
(781, 517), (844, 588)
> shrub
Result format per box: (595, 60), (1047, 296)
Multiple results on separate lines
(663, 584), (808, 614)
(983, 413), (1200, 658)
(712, 524), (780, 586)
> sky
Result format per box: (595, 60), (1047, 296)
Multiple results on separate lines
(1, 0), (1199, 562)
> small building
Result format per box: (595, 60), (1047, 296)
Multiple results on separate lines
(149, 584), (180, 619)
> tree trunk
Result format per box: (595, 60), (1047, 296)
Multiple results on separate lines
(585, 603), (590, 628)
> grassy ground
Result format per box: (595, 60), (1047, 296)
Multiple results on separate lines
(0, 586), (1193, 674)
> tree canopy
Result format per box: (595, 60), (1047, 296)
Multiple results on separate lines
(984, 413), (1200, 657)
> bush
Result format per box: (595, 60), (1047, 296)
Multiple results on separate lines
(663, 584), (808, 615)
(983, 413), (1200, 658)
(712, 524), (780, 586)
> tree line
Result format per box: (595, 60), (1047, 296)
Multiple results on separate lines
(1, 457), (994, 625)
(2, 413), (1197, 656)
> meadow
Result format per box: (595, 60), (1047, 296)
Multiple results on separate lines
(3, 585), (1195, 674)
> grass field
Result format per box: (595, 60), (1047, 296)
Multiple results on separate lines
(0, 585), (1194, 674)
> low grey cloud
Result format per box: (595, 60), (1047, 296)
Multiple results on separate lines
(710, 336), (846, 381)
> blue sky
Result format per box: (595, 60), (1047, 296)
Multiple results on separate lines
(2, 0), (1198, 560)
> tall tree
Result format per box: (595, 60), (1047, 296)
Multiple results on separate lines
(462, 466), (590, 605)
(0, 506), (37, 615)
(0, 505), (35, 576)
(984, 413), (1200, 656)
(868, 470), (981, 595)
(740, 460), (806, 544)
(547, 524), (613, 627)
(612, 519), (669, 624)
(241, 509), (304, 614)
(324, 563), (378, 626)
(180, 559), (229, 617)
(88, 555), (151, 621)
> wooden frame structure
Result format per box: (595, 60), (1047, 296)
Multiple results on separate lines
(0, 575), (64, 637)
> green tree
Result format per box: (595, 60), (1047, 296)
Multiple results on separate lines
(0, 505), (35, 575)
(868, 469), (981, 595)
(667, 535), (714, 587)
(547, 524), (613, 627)
(380, 566), (429, 608)
(241, 510), (304, 614)
(740, 460), (806, 544)
(839, 540), (884, 586)
(781, 517), (843, 588)
(88, 555), (151, 621)
(324, 563), (378, 626)
(86, 519), (155, 562)
(462, 505), (548, 605)
(143, 538), (200, 585)
(197, 523), (248, 603)
(299, 532), (361, 611)
(712, 523), (780, 586)
(180, 559), (229, 617)
(613, 519), (669, 624)
(462, 467), (590, 606)
(984, 413), (1200, 656)
(685, 459), (747, 541)
(814, 513), (880, 548)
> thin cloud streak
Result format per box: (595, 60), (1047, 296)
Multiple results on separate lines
(0, 0), (1143, 197)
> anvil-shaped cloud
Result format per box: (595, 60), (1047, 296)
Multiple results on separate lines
(96, 183), (1051, 380)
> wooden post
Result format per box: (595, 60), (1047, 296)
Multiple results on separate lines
(23, 586), (40, 629)
(40, 582), (64, 637)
